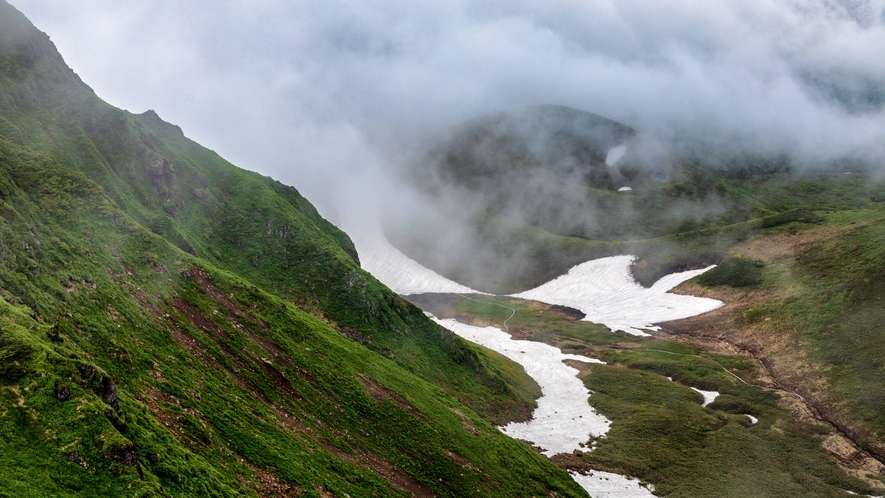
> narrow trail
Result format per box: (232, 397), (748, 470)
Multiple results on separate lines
(608, 340), (885, 471)
(454, 293), (516, 331)
(620, 347), (809, 403)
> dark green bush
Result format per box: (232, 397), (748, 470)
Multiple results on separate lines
(697, 256), (763, 287)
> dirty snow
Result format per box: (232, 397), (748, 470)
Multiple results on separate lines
(569, 471), (656, 498)
(345, 225), (482, 295)
(431, 317), (609, 456)
(606, 145), (628, 166)
(691, 387), (720, 407)
(512, 255), (723, 336)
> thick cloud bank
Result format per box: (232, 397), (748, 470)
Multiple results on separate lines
(12, 0), (885, 219)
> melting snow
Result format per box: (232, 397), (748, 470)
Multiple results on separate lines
(618, 186), (633, 192)
(569, 471), (656, 498)
(431, 317), (610, 456)
(691, 387), (720, 407)
(746, 414), (759, 424)
(345, 224), (483, 295)
(435, 317), (658, 496)
(606, 145), (628, 166)
(512, 255), (723, 336)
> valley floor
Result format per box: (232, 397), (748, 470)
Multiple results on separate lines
(355, 225), (884, 496)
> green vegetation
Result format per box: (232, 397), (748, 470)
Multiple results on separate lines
(395, 100), (879, 293)
(0, 3), (584, 496)
(581, 364), (866, 497)
(427, 294), (882, 496)
(695, 256), (764, 288)
(707, 205), (885, 463)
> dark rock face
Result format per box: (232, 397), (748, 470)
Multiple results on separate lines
(78, 364), (96, 387)
(54, 380), (70, 401)
(78, 364), (123, 416)
(102, 376), (123, 417)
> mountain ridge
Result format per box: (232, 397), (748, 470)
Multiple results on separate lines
(0, 2), (583, 495)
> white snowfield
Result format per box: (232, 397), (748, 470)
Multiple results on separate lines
(691, 387), (720, 407)
(569, 471), (656, 498)
(433, 317), (654, 497)
(513, 255), (723, 336)
(346, 225), (482, 295)
(431, 317), (610, 457)
(606, 145), (628, 166)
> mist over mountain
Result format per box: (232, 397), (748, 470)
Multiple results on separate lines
(5, 1), (885, 496)
(10, 0), (885, 225)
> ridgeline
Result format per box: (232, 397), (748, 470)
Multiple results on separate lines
(0, 2), (583, 496)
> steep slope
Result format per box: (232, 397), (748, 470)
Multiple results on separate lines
(0, 2), (582, 496)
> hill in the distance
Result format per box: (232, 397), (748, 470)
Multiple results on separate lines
(386, 104), (882, 294)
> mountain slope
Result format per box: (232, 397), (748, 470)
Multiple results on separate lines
(0, 2), (582, 496)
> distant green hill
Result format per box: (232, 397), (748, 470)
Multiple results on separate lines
(390, 105), (882, 293)
(0, 2), (584, 496)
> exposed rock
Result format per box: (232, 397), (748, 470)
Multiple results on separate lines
(54, 380), (70, 401)
(78, 364), (95, 388)
(67, 452), (89, 469)
(102, 376), (123, 417)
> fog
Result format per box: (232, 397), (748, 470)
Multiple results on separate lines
(10, 0), (885, 290)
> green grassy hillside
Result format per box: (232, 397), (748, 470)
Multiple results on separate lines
(413, 293), (882, 496)
(684, 206), (885, 466)
(0, 2), (583, 495)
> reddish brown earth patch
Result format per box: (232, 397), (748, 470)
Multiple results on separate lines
(358, 375), (424, 420)
(238, 462), (302, 498)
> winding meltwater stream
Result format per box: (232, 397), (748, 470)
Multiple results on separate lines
(347, 223), (722, 497)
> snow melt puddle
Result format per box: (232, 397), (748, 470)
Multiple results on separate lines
(691, 387), (720, 407)
(513, 255), (723, 336)
(433, 317), (655, 497)
(345, 224), (483, 295)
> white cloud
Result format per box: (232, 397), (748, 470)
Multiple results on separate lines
(9, 0), (885, 215)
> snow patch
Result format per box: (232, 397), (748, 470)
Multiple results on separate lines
(569, 471), (656, 498)
(431, 317), (609, 456)
(691, 387), (720, 407)
(746, 414), (759, 424)
(605, 145), (628, 166)
(618, 186), (633, 192)
(512, 255), (723, 336)
(345, 224), (483, 295)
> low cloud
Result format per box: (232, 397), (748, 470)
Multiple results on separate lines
(11, 0), (885, 218)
